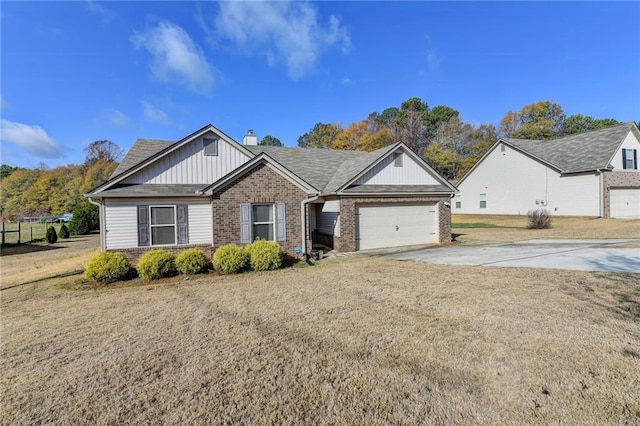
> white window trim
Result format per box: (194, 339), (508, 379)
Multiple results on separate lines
(479, 193), (487, 209)
(624, 148), (636, 169)
(455, 194), (461, 209)
(150, 205), (177, 246)
(252, 204), (276, 241)
(203, 138), (219, 156)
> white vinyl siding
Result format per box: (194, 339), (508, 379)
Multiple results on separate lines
(611, 132), (640, 171)
(122, 133), (250, 185)
(356, 204), (437, 250)
(610, 189), (640, 219)
(104, 198), (212, 250)
(457, 144), (601, 216)
(354, 151), (439, 186)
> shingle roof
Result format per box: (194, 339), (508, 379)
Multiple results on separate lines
(110, 139), (172, 178)
(502, 122), (635, 173)
(245, 144), (398, 193)
(97, 184), (205, 197)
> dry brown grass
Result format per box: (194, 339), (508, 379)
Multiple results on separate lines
(452, 214), (640, 244)
(2, 258), (639, 425)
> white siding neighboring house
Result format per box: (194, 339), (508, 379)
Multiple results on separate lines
(454, 122), (640, 218)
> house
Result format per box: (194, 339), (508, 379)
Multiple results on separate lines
(86, 124), (457, 260)
(453, 122), (640, 219)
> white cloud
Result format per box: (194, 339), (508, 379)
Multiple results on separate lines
(141, 101), (171, 126)
(131, 21), (215, 92)
(211, 2), (351, 78)
(341, 76), (352, 85)
(427, 50), (440, 70)
(0, 119), (62, 158)
(86, 0), (115, 23)
(107, 109), (131, 127)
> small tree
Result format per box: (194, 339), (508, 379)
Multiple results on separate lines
(69, 203), (99, 235)
(46, 226), (58, 244)
(59, 223), (70, 239)
(527, 209), (552, 229)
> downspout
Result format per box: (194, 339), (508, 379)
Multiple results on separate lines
(301, 195), (319, 257)
(87, 197), (106, 251)
(597, 169), (604, 218)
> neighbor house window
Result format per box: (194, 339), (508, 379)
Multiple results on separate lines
(150, 206), (176, 245)
(623, 148), (637, 169)
(240, 202), (286, 244)
(393, 152), (403, 167)
(203, 138), (218, 156)
(252, 204), (274, 240)
(455, 194), (461, 209)
(480, 193), (487, 209)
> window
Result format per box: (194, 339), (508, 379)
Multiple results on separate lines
(252, 205), (274, 240)
(203, 138), (218, 156)
(455, 194), (461, 209)
(240, 202), (286, 243)
(137, 204), (188, 247)
(393, 152), (403, 167)
(480, 193), (487, 209)
(623, 148), (637, 170)
(150, 206), (176, 245)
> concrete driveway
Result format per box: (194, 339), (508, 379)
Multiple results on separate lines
(385, 239), (640, 273)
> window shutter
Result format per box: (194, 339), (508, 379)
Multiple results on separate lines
(275, 202), (286, 242)
(634, 149), (638, 169)
(622, 149), (627, 169)
(177, 204), (189, 244)
(240, 203), (251, 244)
(137, 206), (149, 247)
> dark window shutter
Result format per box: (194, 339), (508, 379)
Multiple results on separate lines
(177, 204), (189, 244)
(634, 149), (638, 169)
(240, 203), (251, 244)
(622, 149), (627, 169)
(275, 202), (286, 242)
(137, 206), (149, 247)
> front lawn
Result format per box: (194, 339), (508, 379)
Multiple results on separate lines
(2, 258), (638, 424)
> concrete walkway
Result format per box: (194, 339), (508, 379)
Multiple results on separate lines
(384, 239), (640, 273)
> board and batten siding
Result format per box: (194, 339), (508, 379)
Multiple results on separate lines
(122, 135), (251, 185)
(455, 143), (601, 216)
(353, 152), (439, 186)
(610, 131), (640, 170)
(104, 198), (212, 250)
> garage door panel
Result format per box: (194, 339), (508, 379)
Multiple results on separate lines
(357, 204), (437, 250)
(610, 188), (640, 219)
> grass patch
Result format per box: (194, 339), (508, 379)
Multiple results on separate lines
(451, 222), (501, 229)
(2, 258), (639, 424)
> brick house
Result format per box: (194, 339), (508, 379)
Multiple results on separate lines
(86, 124), (457, 261)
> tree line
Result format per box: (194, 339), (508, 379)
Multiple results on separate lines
(0, 140), (121, 221)
(295, 99), (622, 180)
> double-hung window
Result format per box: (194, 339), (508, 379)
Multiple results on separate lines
(150, 206), (176, 245)
(480, 193), (487, 209)
(623, 148), (637, 170)
(252, 205), (274, 240)
(455, 194), (461, 209)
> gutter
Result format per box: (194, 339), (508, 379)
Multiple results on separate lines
(87, 197), (106, 251)
(300, 195), (319, 257)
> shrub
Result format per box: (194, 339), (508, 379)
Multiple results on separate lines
(84, 252), (131, 284)
(245, 239), (283, 271)
(213, 244), (249, 274)
(46, 226), (58, 244)
(175, 248), (208, 275)
(527, 209), (552, 229)
(59, 223), (70, 239)
(137, 249), (176, 280)
(69, 203), (99, 235)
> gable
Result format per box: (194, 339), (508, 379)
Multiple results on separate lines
(353, 150), (440, 186)
(122, 130), (251, 185)
(610, 129), (640, 170)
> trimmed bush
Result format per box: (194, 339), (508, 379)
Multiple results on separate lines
(59, 223), (70, 239)
(46, 226), (58, 244)
(84, 252), (132, 284)
(527, 209), (552, 229)
(69, 203), (99, 235)
(213, 244), (249, 274)
(137, 249), (176, 280)
(175, 248), (208, 275)
(245, 239), (283, 271)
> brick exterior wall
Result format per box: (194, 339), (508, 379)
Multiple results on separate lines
(117, 244), (213, 265)
(212, 163), (310, 256)
(334, 195), (452, 252)
(602, 171), (640, 218)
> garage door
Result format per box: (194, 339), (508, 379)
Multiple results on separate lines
(610, 188), (640, 219)
(356, 204), (437, 250)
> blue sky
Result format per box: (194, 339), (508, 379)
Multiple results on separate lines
(1, 1), (639, 168)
